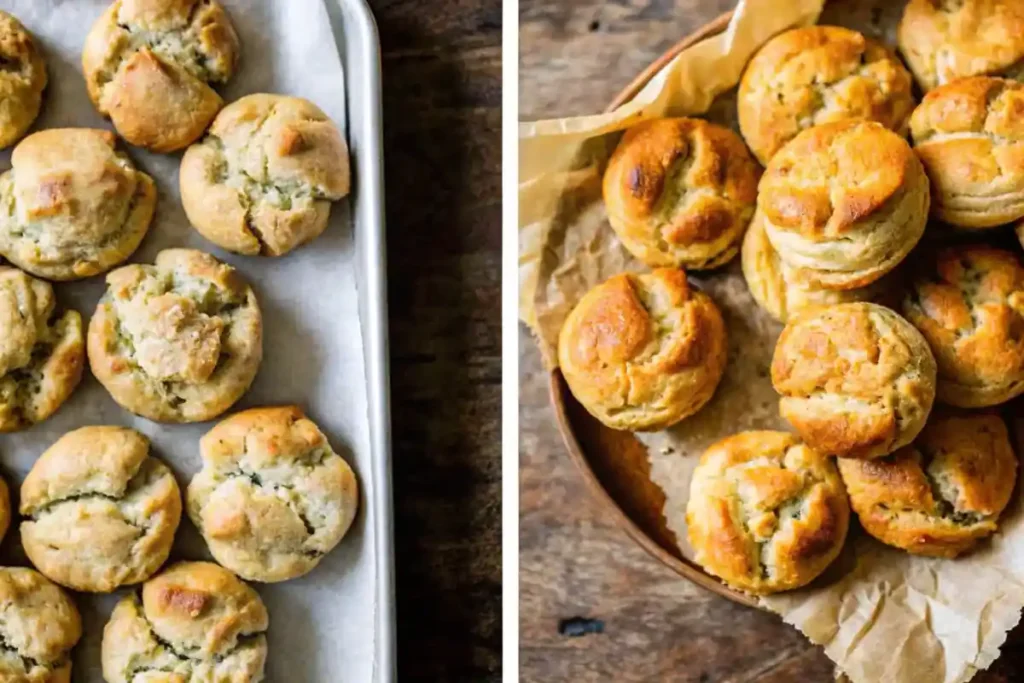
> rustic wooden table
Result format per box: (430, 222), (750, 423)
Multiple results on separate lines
(371, 0), (501, 679)
(519, 1), (1024, 681)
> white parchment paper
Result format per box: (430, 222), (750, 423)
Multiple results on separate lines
(0, 1), (376, 680)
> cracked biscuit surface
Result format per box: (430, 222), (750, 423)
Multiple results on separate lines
(0, 10), (46, 150)
(180, 93), (351, 256)
(0, 129), (156, 281)
(686, 431), (849, 595)
(738, 25), (914, 166)
(188, 406), (359, 583)
(82, 0), (240, 153)
(602, 118), (759, 270)
(87, 248), (263, 423)
(557, 268), (727, 431)
(19, 426), (182, 593)
(0, 267), (84, 432)
(772, 302), (937, 460)
(102, 561), (268, 683)
(838, 411), (1017, 557)
(0, 567), (81, 683)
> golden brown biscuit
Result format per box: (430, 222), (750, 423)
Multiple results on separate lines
(102, 561), (268, 683)
(738, 25), (915, 166)
(0, 129), (157, 281)
(902, 245), (1024, 407)
(838, 411), (1017, 557)
(87, 249), (263, 423)
(602, 117), (760, 270)
(557, 268), (727, 431)
(909, 77), (1024, 228)
(758, 120), (929, 290)
(180, 93), (351, 256)
(188, 406), (359, 583)
(0, 567), (81, 682)
(0, 267), (84, 432)
(82, 0), (240, 152)
(772, 302), (937, 459)
(0, 11), (46, 150)
(898, 0), (1024, 91)
(20, 426), (182, 593)
(686, 431), (849, 595)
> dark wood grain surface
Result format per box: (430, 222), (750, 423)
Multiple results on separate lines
(372, 0), (501, 679)
(519, 2), (1024, 681)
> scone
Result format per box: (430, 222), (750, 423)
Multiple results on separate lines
(909, 77), (1024, 228)
(20, 426), (182, 593)
(82, 0), (240, 152)
(180, 93), (351, 256)
(102, 562), (268, 683)
(557, 268), (727, 431)
(0, 11), (46, 149)
(87, 249), (263, 422)
(758, 120), (929, 290)
(902, 245), (1024, 407)
(0, 267), (84, 432)
(602, 117), (759, 269)
(188, 406), (359, 583)
(0, 128), (157, 281)
(772, 302), (937, 460)
(738, 25), (915, 166)
(686, 431), (849, 595)
(898, 0), (1024, 91)
(0, 567), (81, 683)
(838, 411), (1017, 557)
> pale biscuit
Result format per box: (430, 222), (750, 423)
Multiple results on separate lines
(0, 567), (81, 683)
(0, 10), (46, 150)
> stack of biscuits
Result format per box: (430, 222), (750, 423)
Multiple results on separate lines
(559, 0), (1024, 596)
(0, 2), (359, 680)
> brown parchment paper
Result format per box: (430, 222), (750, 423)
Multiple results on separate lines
(518, 1), (1024, 681)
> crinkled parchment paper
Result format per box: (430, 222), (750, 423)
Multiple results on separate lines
(2, 1), (377, 680)
(518, 1), (1024, 681)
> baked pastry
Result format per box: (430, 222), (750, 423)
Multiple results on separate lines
(20, 426), (182, 593)
(557, 268), (727, 431)
(102, 561), (268, 683)
(902, 245), (1024, 407)
(180, 93), (351, 256)
(771, 302), (937, 459)
(0, 476), (8, 544)
(82, 0), (240, 152)
(0, 266), (84, 432)
(738, 25), (915, 166)
(0, 10), (46, 149)
(909, 77), (1024, 228)
(87, 249), (263, 422)
(602, 117), (759, 269)
(0, 128), (157, 281)
(898, 0), (1024, 91)
(758, 120), (929, 290)
(838, 411), (1017, 557)
(686, 431), (849, 595)
(0, 567), (81, 682)
(188, 406), (359, 582)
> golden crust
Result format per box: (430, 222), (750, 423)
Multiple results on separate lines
(180, 93), (351, 256)
(898, 0), (1024, 91)
(602, 117), (759, 270)
(188, 406), (359, 583)
(738, 25), (914, 166)
(87, 248), (263, 423)
(838, 411), (1017, 557)
(772, 302), (937, 459)
(0, 567), (81, 682)
(82, 0), (240, 152)
(557, 268), (727, 431)
(909, 76), (1024, 228)
(758, 120), (929, 290)
(686, 431), (849, 595)
(19, 426), (182, 593)
(0, 11), (46, 150)
(102, 562), (268, 683)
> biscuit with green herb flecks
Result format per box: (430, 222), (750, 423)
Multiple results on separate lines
(0, 567), (81, 682)
(0, 10), (47, 150)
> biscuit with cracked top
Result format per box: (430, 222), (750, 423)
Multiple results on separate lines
(0, 10), (46, 150)
(0, 567), (81, 683)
